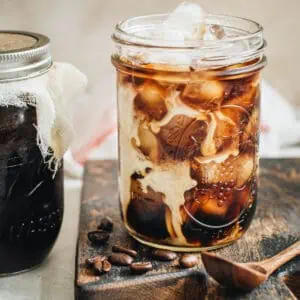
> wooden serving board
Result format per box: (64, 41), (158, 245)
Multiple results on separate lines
(75, 159), (300, 300)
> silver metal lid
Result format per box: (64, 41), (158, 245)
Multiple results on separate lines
(0, 31), (52, 81)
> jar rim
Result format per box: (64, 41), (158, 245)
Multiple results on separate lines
(113, 13), (264, 50)
(112, 13), (266, 71)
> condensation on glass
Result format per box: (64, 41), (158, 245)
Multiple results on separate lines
(112, 15), (267, 251)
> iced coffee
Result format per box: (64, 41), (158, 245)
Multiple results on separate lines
(112, 4), (266, 250)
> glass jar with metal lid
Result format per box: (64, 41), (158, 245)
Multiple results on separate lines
(112, 13), (266, 251)
(0, 31), (63, 275)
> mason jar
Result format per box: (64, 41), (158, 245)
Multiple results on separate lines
(112, 14), (267, 251)
(0, 31), (63, 274)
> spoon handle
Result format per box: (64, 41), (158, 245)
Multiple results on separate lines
(260, 240), (300, 276)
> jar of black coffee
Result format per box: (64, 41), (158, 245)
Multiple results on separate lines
(0, 31), (64, 275)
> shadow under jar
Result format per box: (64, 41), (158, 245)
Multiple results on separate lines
(0, 31), (63, 275)
(112, 14), (267, 251)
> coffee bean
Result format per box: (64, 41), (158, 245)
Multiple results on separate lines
(88, 230), (110, 246)
(85, 255), (106, 267)
(98, 216), (114, 232)
(86, 256), (99, 267)
(179, 254), (198, 269)
(108, 253), (134, 266)
(152, 249), (177, 261)
(94, 260), (103, 274)
(102, 259), (112, 273)
(130, 262), (153, 274)
(112, 245), (137, 258)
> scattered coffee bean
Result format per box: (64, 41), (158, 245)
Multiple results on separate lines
(102, 259), (112, 273)
(108, 253), (134, 266)
(152, 249), (177, 261)
(130, 262), (153, 274)
(131, 172), (144, 180)
(145, 167), (152, 174)
(88, 230), (110, 246)
(112, 245), (137, 258)
(94, 260), (103, 274)
(179, 254), (198, 269)
(98, 216), (114, 232)
(85, 255), (106, 267)
(86, 256), (99, 267)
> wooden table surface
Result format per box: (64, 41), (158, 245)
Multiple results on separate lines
(75, 159), (300, 300)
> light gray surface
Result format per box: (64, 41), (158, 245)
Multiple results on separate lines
(0, 180), (82, 300)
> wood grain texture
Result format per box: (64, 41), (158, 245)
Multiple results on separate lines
(75, 159), (300, 300)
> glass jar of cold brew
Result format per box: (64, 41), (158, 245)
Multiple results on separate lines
(0, 31), (63, 275)
(112, 14), (267, 251)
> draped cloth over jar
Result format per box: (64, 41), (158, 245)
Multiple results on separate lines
(0, 62), (87, 173)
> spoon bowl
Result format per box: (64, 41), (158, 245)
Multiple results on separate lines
(202, 252), (268, 291)
(201, 240), (300, 291)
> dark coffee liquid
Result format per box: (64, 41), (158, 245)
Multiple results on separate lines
(0, 106), (63, 274)
(114, 57), (261, 249)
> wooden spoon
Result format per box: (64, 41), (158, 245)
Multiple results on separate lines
(202, 240), (300, 291)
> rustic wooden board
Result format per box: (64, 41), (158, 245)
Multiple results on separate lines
(75, 159), (300, 300)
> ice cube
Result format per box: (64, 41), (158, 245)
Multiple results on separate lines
(134, 80), (168, 121)
(190, 183), (251, 223)
(137, 123), (161, 163)
(181, 80), (224, 110)
(191, 158), (235, 185)
(137, 2), (231, 65)
(213, 108), (242, 151)
(137, 80), (166, 104)
(184, 186), (232, 221)
(163, 2), (228, 42)
(234, 153), (255, 187)
(184, 178), (252, 224)
(223, 74), (260, 111)
(191, 152), (254, 188)
(163, 1), (207, 41)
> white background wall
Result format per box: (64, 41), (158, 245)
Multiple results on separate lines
(0, 0), (299, 106)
